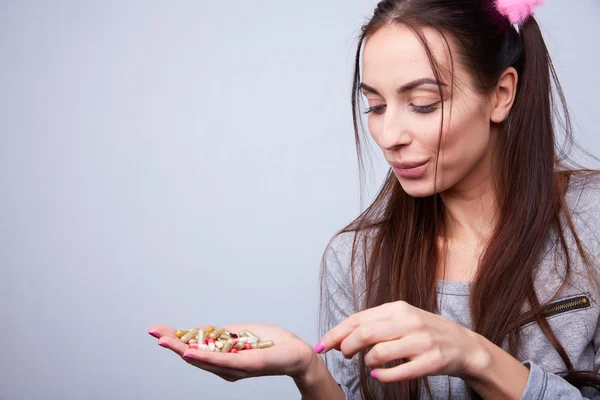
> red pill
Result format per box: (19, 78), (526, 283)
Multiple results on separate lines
(207, 338), (215, 344)
(244, 343), (251, 350)
(189, 342), (199, 349)
(231, 348), (238, 354)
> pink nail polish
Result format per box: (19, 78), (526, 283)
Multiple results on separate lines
(183, 353), (193, 359)
(158, 342), (169, 348)
(149, 332), (160, 338)
(314, 341), (325, 354)
(370, 370), (377, 378)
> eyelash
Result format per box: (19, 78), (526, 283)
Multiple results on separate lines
(363, 101), (441, 115)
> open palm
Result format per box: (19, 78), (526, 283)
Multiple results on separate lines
(148, 323), (316, 381)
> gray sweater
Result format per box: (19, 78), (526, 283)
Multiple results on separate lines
(321, 173), (600, 399)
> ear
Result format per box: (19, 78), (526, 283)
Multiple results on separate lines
(490, 67), (518, 124)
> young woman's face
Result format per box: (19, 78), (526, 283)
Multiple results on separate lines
(361, 24), (496, 197)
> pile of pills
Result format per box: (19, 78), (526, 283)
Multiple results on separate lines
(176, 326), (274, 353)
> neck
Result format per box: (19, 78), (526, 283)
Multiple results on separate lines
(441, 177), (497, 244)
(440, 146), (498, 245)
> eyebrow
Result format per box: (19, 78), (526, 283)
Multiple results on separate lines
(359, 78), (446, 95)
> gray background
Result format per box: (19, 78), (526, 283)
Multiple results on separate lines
(1, 1), (598, 399)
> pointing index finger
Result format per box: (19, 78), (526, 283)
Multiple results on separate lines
(315, 303), (396, 354)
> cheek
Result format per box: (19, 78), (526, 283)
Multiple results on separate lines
(367, 118), (378, 141)
(438, 113), (490, 171)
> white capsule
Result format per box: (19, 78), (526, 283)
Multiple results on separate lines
(208, 342), (216, 352)
(199, 344), (209, 351)
(215, 341), (224, 349)
(245, 337), (258, 344)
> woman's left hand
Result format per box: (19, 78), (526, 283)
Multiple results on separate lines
(316, 300), (489, 383)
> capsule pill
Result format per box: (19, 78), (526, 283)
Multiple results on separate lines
(176, 330), (189, 339)
(257, 340), (274, 349)
(181, 329), (199, 344)
(208, 327), (225, 340)
(176, 325), (274, 353)
(197, 329), (207, 344)
(222, 339), (235, 353)
(234, 337), (248, 350)
(242, 330), (261, 341)
(217, 333), (231, 344)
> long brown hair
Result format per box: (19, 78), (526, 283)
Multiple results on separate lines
(321, 0), (600, 398)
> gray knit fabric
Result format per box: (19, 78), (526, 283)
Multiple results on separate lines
(321, 173), (600, 399)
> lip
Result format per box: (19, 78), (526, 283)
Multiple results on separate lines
(389, 160), (429, 178)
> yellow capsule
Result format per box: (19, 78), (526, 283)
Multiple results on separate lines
(205, 326), (216, 335)
(250, 343), (258, 349)
(222, 339), (235, 353)
(208, 327), (225, 340)
(176, 330), (189, 339)
(257, 340), (274, 349)
(181, 329), (199, 344)
(188, 338), (198, 344)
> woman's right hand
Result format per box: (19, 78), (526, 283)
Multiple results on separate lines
(148, 323), (318, 382)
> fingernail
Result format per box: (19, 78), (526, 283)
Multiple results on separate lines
(314, 341), (325, 354)
(149, 331), (159, 338)
(183, 353), (193, 359)
(370, 370), (377, 378)
(158, 342), (169, 348)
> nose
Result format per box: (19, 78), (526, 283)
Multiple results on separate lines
(374, 108), (412, 151)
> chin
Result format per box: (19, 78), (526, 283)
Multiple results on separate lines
(396, 177), (437, 198)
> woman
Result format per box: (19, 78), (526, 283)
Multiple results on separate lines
(149, 0), (600, 398)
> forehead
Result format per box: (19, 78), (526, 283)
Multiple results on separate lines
(362, 24), (454, 86)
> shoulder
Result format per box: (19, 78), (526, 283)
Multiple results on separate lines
(322, 227), (378, 277)
(320, 227), (378, 306)
(565, 171), (600, 216)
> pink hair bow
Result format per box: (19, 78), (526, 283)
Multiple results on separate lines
(494, 0), (545, 25)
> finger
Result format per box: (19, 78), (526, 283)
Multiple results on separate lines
(148, 325), (177, 339)
(370, 351), (443, 383)
(318, 301), (412, 353)
(340, 320), (420, 359)
(363, 333), (431, 367)
(157, 335), (190, 356)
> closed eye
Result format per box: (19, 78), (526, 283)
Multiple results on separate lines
(410, 101), (441, 114)
(363, 105), (386, 115)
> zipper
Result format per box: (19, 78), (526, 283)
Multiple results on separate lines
(521, 295), (591, 327)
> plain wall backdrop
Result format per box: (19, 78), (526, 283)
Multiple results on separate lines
(1, 1), (599, 399)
